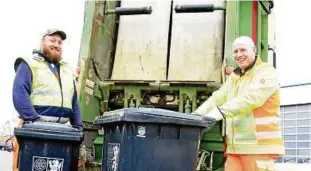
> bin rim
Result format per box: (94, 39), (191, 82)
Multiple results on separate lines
(14, 122), (84, 142)
(93, 107), (209, 128)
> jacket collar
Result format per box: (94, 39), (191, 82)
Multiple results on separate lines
(32, 49), (67, 64)
(233, 56), (262, 76)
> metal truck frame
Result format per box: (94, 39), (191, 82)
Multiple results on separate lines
(76, 1), (275, 170)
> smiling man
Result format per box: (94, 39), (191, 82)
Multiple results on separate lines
(194, 36), (285, 171)
(12, 29), (83, 171)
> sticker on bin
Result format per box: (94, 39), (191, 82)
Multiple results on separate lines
(108, 143), (120, 171)
(137, 126), (146, 137)
(32, 156), (64, 171)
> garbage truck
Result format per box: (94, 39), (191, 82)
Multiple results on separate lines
(75, 0), (276, 170)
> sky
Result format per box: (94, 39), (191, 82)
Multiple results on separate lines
(0, 0), (86, 123)
(0, 0), (310, 123)
(273, 0), (311, 86)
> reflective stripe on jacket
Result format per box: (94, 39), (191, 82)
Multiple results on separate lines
(196, 57), (285, 155)
(14, 54), (75, 123)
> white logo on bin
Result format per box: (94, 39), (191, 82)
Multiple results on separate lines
(32, 156), (64, 171)
(137, 126), (146, 137)
(33, 158), (47, 171)
(107, 143), (120, 171)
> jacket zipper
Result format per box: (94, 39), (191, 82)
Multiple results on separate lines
(231, 77), (241, 154)
(43, 59), (64, 123)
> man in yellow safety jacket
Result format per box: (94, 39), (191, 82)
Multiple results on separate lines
(12, 29), (83, 171)
(194, 36), (285, 171)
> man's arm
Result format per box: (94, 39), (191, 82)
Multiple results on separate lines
(70, 80), (83, 130)
(218, 65), (278, 118)
(195, 75), (231, 116)
(13, 61), (40, 121)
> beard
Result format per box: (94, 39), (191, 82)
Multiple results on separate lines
(42, 47), (62, 63)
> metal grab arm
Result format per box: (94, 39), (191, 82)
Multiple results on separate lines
(106, 6), (152, 15)
(174, 4), (225, 13)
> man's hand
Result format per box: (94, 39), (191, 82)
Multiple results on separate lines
(192, 107), (225, 133)
(191, 112), (217, 132)
(225, 66), (234, 75)
(23, 116), (41, 124)
(201, 115), (217, 132)
(72, 125), (83, 132)
(32, 116), (41, 122)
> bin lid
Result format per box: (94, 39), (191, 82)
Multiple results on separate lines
(14, 122), (84, 142)
(94, 107), (208, 128)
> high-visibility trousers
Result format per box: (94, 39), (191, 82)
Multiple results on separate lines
(225, 154), (280, 171)
(12, 119), (23, 171)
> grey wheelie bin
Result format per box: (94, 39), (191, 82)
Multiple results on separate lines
(14, 121), (84, 171)
(93, 107), (208, 171)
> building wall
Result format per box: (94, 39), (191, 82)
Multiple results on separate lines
(280, 84), (311, 106)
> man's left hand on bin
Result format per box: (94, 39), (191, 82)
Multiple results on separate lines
(32, 116), (42, 122)
(72, 125), (83, 132)
(192, 107), (225, 132)
(22, 116), (42, 124)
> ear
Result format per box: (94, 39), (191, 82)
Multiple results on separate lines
(252, 46), (256, 54)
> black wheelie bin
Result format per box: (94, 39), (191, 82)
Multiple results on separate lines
(14, 121), (84, 171)
(94, 107), (209, 171)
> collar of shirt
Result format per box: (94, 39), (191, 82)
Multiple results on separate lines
(233, 56), (257, 76)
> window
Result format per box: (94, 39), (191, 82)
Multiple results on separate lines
(285, 142), (296, 148)
(297, 111), (310, 119)
(298, 142), (310, 148)
(284, 106), (296, 112)
(280, 103), (311, 163)
(297, 149), (309, 155)
(297, 134), (309, 141)
(297, 119), (310, 125)
(297, 127), (309, 132)
(284, 127), (296, 134)
(299, 104), (310, 111)
(284, 120), (296, 127)
(284, 135), (296, 141)
(285, 112), (296, 119)
(286, 149), (296, 155)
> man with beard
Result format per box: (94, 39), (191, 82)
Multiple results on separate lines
(11, 29), (83, 171)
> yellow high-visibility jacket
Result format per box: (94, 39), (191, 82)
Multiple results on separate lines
(195, 57), (285, 155)
(14, 54), (75, 123)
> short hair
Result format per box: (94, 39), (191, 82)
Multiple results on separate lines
(233, 36), (255, 48)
